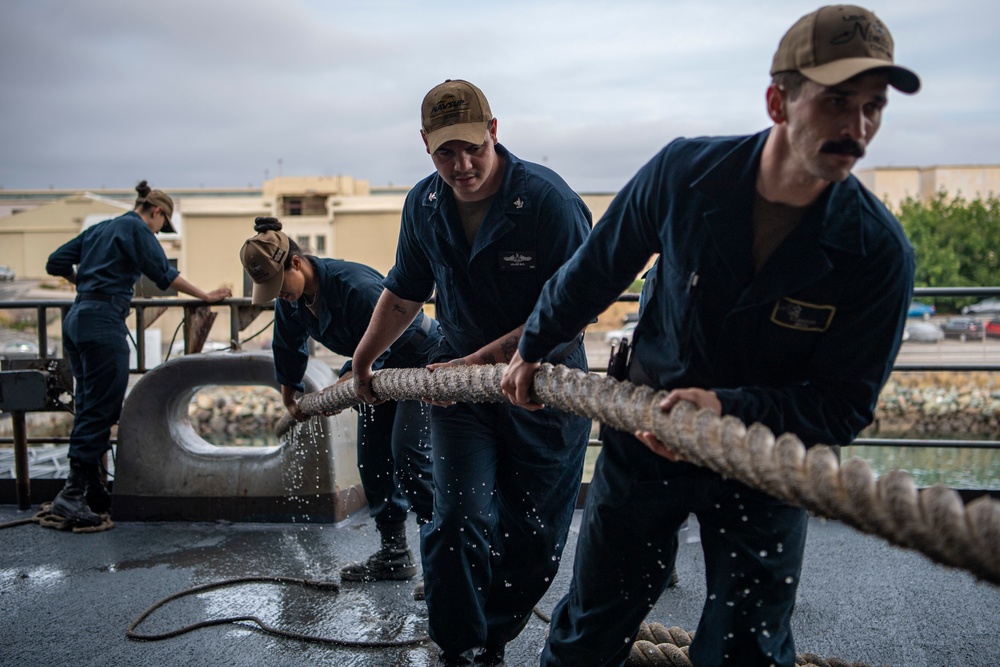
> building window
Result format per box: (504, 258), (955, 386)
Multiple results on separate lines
(296, 235), (310, 252)
(315, 235), (327, 255)
(281, 195), (325, 216)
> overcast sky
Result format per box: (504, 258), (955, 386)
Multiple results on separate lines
(1, 0), (997, 193)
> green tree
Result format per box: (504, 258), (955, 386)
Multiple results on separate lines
(897, 192), (1000, 311)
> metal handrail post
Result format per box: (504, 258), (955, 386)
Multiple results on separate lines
(37, 306), (49, 359)
(59, 304), (70, 359)
(134, 305), (146, 374)
(229, 302), (241, 351)
(12, 411), (30, 510)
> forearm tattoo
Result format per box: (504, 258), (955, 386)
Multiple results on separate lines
(498, 334), (519, 362)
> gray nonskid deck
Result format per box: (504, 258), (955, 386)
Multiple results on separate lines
(1, 508), (997, 667)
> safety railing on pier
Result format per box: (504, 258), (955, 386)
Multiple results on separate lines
(1, 287), (999, 496)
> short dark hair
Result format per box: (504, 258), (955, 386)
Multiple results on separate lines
(771, 71), (807, 100)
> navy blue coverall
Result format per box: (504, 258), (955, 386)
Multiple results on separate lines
(383, 144), (593, 655)
(519, 130), (915, 667)
(271, 256), (440, 526)
(46, 211), (180, 467)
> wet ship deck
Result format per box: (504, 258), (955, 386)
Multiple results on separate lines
(2, 507), (999, 667)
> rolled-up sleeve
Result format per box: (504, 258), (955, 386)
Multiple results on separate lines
(272, 305), (311, 392)
(128, 219), (179, 290)
(383, 191), (436, 303)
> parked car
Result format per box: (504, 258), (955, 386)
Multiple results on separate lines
(940, 317), (984, 342)
(904, 321), (944, 343)
(986, 317), (1000, 339)
(961, 297), (1000, 315)
(603, 321), (637, 346)
(0, 265), (14, 282)
(907, 301), (935, 320)
(0, 340), (57, 359)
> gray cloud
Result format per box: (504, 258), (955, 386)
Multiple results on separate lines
(1, 0), (996, 192)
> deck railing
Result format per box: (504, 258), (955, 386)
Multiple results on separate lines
(2, 286), (999, 497)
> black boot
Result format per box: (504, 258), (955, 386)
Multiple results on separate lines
(50, 462), (102, 527)
(436, 649), (475, 667)
(83, 465), (112, 514)
(341, 522), (417, 581)
(473, 644), (506, 666)
(475, 611), (528, 666)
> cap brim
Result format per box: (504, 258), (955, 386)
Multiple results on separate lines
(424, 121), (490, 154)
(800, 58), (921, 94)
(160, 216), (177, 234)
(250, 271), (284, 305)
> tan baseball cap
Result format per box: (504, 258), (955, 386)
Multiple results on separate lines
(240, 229), (289, 304)
(141, 189), (177, 233)
(771, 5), (920, 94)
(421, 79), (493, 153)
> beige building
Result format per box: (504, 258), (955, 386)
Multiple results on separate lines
(0, 164), (994, 344)
(184, 176), (412, 301)
(0, 178), (615, 346)
(0, 192), (135, 281)
(0, 179), (616, 294)
(856, 165), (1000, 210)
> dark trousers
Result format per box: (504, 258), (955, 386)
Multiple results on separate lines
(63, 300), (131, 467)
(420, 400), (589, 655)
(542, 428), (808, 667)
(357, 399), (434, 526)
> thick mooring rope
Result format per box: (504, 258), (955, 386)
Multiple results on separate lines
(274, 363), (1000, 587)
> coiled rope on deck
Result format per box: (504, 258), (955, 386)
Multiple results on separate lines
(126, 575), (428, 648)
(275, 363), (1000, 587)
(629, 623), (884, 667)
(123, 578), (873, 665)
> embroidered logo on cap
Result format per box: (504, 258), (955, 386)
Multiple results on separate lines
(770, 297), (835, 332)
(430, 94), (469, 122)
(244, 261), (271, 283)
(831, 14), (892, 58)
